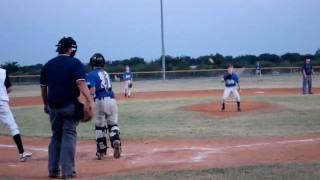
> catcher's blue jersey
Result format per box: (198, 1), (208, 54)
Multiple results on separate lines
(224, 73), (239, 87)
(123, 72), (133, 81)
(87, 69), (115, 99)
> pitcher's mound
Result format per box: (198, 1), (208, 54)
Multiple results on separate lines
(183, 101), (275, 118)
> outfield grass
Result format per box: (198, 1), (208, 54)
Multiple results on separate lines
(1, 95), (320, 139)
(106, 163), (320, 180)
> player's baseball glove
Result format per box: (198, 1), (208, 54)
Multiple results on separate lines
(226, 74), (232, 80)
(128, 83), (133, 88)
(75, 101), (94, 123)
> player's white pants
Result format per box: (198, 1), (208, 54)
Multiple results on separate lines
(222, 87), (241, 102)
(95, 98), (118, 128)
(0, 101), (20, 136)
(124, 80), (132, 96)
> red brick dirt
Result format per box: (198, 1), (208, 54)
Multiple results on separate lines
(182, 101), (277, 118)
(0, 135), (320, 179)
(1, 87), (319, 178)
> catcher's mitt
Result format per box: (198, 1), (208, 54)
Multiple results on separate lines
(128, 83), (133, 88)
(75, 101), (94, 123)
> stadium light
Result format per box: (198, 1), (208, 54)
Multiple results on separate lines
(160, 0), (166, 80)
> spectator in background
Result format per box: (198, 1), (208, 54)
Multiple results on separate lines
(302, 58), (314, 95)
(256, 61), (262, 81)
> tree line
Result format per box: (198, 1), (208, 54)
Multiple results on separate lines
(1, 50), (320, 75)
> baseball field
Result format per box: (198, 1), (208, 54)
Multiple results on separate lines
(1, 75), (320, 179)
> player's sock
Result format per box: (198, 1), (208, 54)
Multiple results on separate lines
(13, 134), (24, 154)
(237, 102), (241, 111)
(221, 103), (225, 111)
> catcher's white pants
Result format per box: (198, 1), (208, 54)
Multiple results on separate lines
(0, 101), (20, 136)
(124, 80), (132, 96)
(95, 98), (118, 128)
(222, 87), (241, 102)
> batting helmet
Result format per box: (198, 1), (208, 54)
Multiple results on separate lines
(56, 37), (77, 57)
(90, 53), (106, 67)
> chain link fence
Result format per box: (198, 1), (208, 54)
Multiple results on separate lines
(9, 66), (320, 85)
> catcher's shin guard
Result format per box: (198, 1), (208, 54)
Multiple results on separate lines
(95, 126), (107, 157)
(108, 125), (121, 148)
(108, 125), (122, 158)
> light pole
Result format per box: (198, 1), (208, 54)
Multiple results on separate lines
(160, 0), (166, 80)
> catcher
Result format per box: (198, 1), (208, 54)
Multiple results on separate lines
(221, 64), (241, 112)
(86, 53), (122, 160)
(123, 65), (133, 98)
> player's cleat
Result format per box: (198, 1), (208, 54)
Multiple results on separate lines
(20, 151), (32, 162)
(237, 108), (242, 112)
(113, 140), (122, 159)
(96, 152), (105, 160)
(221, 108), (225, 112)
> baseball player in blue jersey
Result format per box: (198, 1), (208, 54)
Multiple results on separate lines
(221, 64), (241, 112)
(86, 53), (122, 160)
(123, 66), (133, 98)
(256, 61), (262, 80)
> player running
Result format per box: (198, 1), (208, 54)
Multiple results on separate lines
(0, 68), (32, 161)
(123, 66), (133, 98)
(86, 53), (122, 160)
(221, 64), (241, 112)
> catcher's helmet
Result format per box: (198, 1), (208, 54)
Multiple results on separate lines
(56, 37), (77, 56)
(90, 53), (106, 67)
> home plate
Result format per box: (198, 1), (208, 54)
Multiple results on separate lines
(256, 91), (265, 94)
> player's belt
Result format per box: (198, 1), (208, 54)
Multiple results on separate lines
(95, 96), (113, 101)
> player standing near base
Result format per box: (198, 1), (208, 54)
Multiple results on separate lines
(0, 68), (32, 161)
(302, 58), (314, 95)
(123, 65), (133, 98)
(86, 53), (122, 160)
(221, 64), (241, 112)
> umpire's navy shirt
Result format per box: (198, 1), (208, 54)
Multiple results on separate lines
(302, 63), (313, 75)
(40, 55), (86, 108)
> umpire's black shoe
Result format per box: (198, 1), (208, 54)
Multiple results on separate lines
(48, 170), (60, 179)
(61, 171), (76, 179)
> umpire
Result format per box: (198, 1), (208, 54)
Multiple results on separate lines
(40, 37), (94, 178)
(302, 58), (314, 95)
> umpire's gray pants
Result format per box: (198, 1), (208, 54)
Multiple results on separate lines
(303, 75), (312, 94)
(48, 103), (78, 176)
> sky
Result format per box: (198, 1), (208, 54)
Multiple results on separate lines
(0, 0), (319, 65)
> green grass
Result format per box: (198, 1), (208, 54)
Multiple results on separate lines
(1, 95), (320, 140)
(106, 163), (320, 180)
